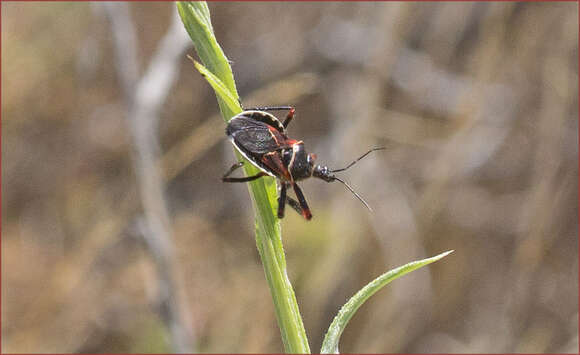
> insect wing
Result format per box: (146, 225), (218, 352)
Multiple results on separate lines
(242, 110), (285, 133)
(227, 116), (290, 154)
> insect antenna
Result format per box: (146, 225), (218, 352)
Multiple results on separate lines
(330, 147), (386, 173)
(333, 177), (372, 212)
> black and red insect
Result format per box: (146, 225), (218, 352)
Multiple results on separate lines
(223, 106), (384, 220)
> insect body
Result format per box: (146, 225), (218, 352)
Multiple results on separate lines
(223, 106), (383, 220)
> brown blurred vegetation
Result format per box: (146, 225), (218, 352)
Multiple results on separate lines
(1, 1), (578, 353)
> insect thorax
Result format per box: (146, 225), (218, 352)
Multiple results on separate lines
(288, 142), (314, 181)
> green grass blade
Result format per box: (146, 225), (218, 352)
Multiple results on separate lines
(178, 2), (310, 353)
(177, 2), (236, 97)
(188, 57), (240, 115)
(320, 250), (454, 354)
(177, 1), (238, 118)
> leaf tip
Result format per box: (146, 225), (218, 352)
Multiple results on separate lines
(186, 56), (207, 78)
(186, 54), (204, 69)
(435, 250), (454, 260)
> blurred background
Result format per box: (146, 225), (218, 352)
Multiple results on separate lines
(2, 1), (578, 353)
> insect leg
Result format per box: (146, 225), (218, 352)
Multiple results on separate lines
(277, 183), (288, 218)
(222, 172), (268, 183)
(282, 107), (295, 128)
(286, 196), (304, 217)
(244, 105), (294, 112)
(222, 162), (245, 179)
(222, 161), (267, 182)
(292, 183), (312, 220)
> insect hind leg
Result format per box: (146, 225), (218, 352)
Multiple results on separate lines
(222, 172), (267, 183)
(222, 162), (267, 182)
(222, 162), (244, 179)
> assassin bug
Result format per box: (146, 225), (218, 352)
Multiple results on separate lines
(223, 106), (384, 220)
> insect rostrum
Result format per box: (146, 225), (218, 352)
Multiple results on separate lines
(223, 106), (384, 220)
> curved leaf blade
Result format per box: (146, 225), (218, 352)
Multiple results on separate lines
(320, 250), (454, 354)
(188, 57), (240, 117)
(177, 1), (236, 95)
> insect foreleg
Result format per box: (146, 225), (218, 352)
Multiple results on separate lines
(292, 183), (312, 220)
(277, 183), (308, 219)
